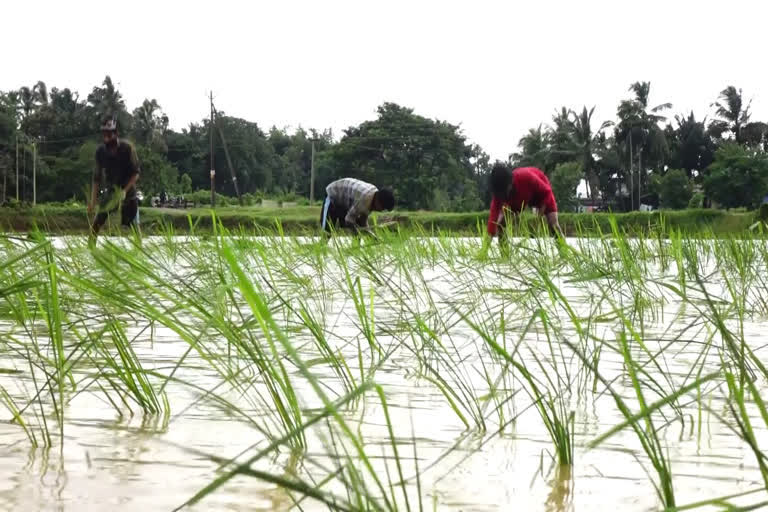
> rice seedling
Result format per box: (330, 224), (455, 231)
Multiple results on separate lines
(1, 219), (767, 510)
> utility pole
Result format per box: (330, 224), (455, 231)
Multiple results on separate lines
(209, 91), (216, 208)
(32, 142), (36, 206)
(212, 105), (243, 206)
(309, 140), (316, 203)
(637, 152), (641, 210)
(15, 135), (19, 201)
(628, 131), (634, 211)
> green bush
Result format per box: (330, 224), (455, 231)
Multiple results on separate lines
(688, 192), (704, 209)
(659, 169), (693, 209)
(135, 145), (180, 197)
(187, 189), (237, 206)
(456, 178), (483, 212)
(759, 202), (768, 222)
(179, 173), (193, 194)
(704, 143), (768, 209)
(550, 162), (582, 212)
(240, 193), (261, 206)
(428, 189), (452, 212)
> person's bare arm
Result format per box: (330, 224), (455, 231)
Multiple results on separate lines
(123, 173), (139, 197)
(88, 182), (99, 215)
(545, 212), (563, 237)
(123, 145), (140, 197)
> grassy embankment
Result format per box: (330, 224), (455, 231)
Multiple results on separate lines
(0, 204), (761, 237)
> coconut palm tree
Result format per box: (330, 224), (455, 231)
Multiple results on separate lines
(133, 99), (159, 143)
(510, 124), (550, 170)
(2, 91), (21, 121)
(32, 81), (48, 106)
(18, 81), (49, 120)
(133, 98), (169, 151)
(18, 87), (35, 119)
(667, 112), (715, 178)
(615, 81), (671, 208)
(711, 86), (751, 144)
(87, 75), (128, 127)
(548, 107), (577, 169)
(569, 106), (612, 199)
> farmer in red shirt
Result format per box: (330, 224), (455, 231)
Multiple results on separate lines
(486, 163), (562, 244)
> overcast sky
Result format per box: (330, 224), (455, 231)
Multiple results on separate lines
(2, 0), (766, 160)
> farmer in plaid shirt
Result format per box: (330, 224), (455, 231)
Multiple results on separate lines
(320, 178), (395, 233)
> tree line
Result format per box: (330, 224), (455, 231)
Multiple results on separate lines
(1, 76), (766, 212)
(0, 76), (488, 212)
(511, 82), (768, 211)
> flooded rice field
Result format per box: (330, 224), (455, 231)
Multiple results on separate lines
(1, 232), (767, 511)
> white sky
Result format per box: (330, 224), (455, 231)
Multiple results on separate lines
(2, 0), (766, 161)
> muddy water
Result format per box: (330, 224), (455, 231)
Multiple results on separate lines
(0, 236), (767, 511)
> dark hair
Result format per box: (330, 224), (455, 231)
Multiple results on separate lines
(375, 188), (395, 210)
(490, 162), (511, 199)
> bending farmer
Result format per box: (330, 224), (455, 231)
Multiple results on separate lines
(320, 178), (395, 233)
(486, 163), (562, 243)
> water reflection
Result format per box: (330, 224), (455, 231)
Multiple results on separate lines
(0, 236), (767, 510)
(545, 464), (573, 512)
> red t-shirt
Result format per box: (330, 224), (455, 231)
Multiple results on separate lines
(487, 167), (557, 235)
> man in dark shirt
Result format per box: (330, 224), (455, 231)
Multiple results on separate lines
(88, 119), (141, 240)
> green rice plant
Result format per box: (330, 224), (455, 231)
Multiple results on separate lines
(718, 372), (768, 490)
(190, 241), (400, 510)
(533, 229), (715, 508)
(667, 487), (768, 511)
(459, 306), (575, 466)
(74, 238), (305, 445)
(174, 383), (377, 512)
(391, 272), (491, 429)
(3, 220), (768, 511)
(95, 317), (166, 414)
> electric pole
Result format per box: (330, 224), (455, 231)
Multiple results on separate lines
(629, 130), (634, 211)
(212, 105), (243, 206)
(309, 140), (316, 203)
(637, 152), (641, 210)
(32, 142), (36, 206)
(15, 135), (19, 201)
(209, 91), (216, 208)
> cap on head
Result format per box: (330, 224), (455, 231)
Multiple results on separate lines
(101, 118), (118, 132)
